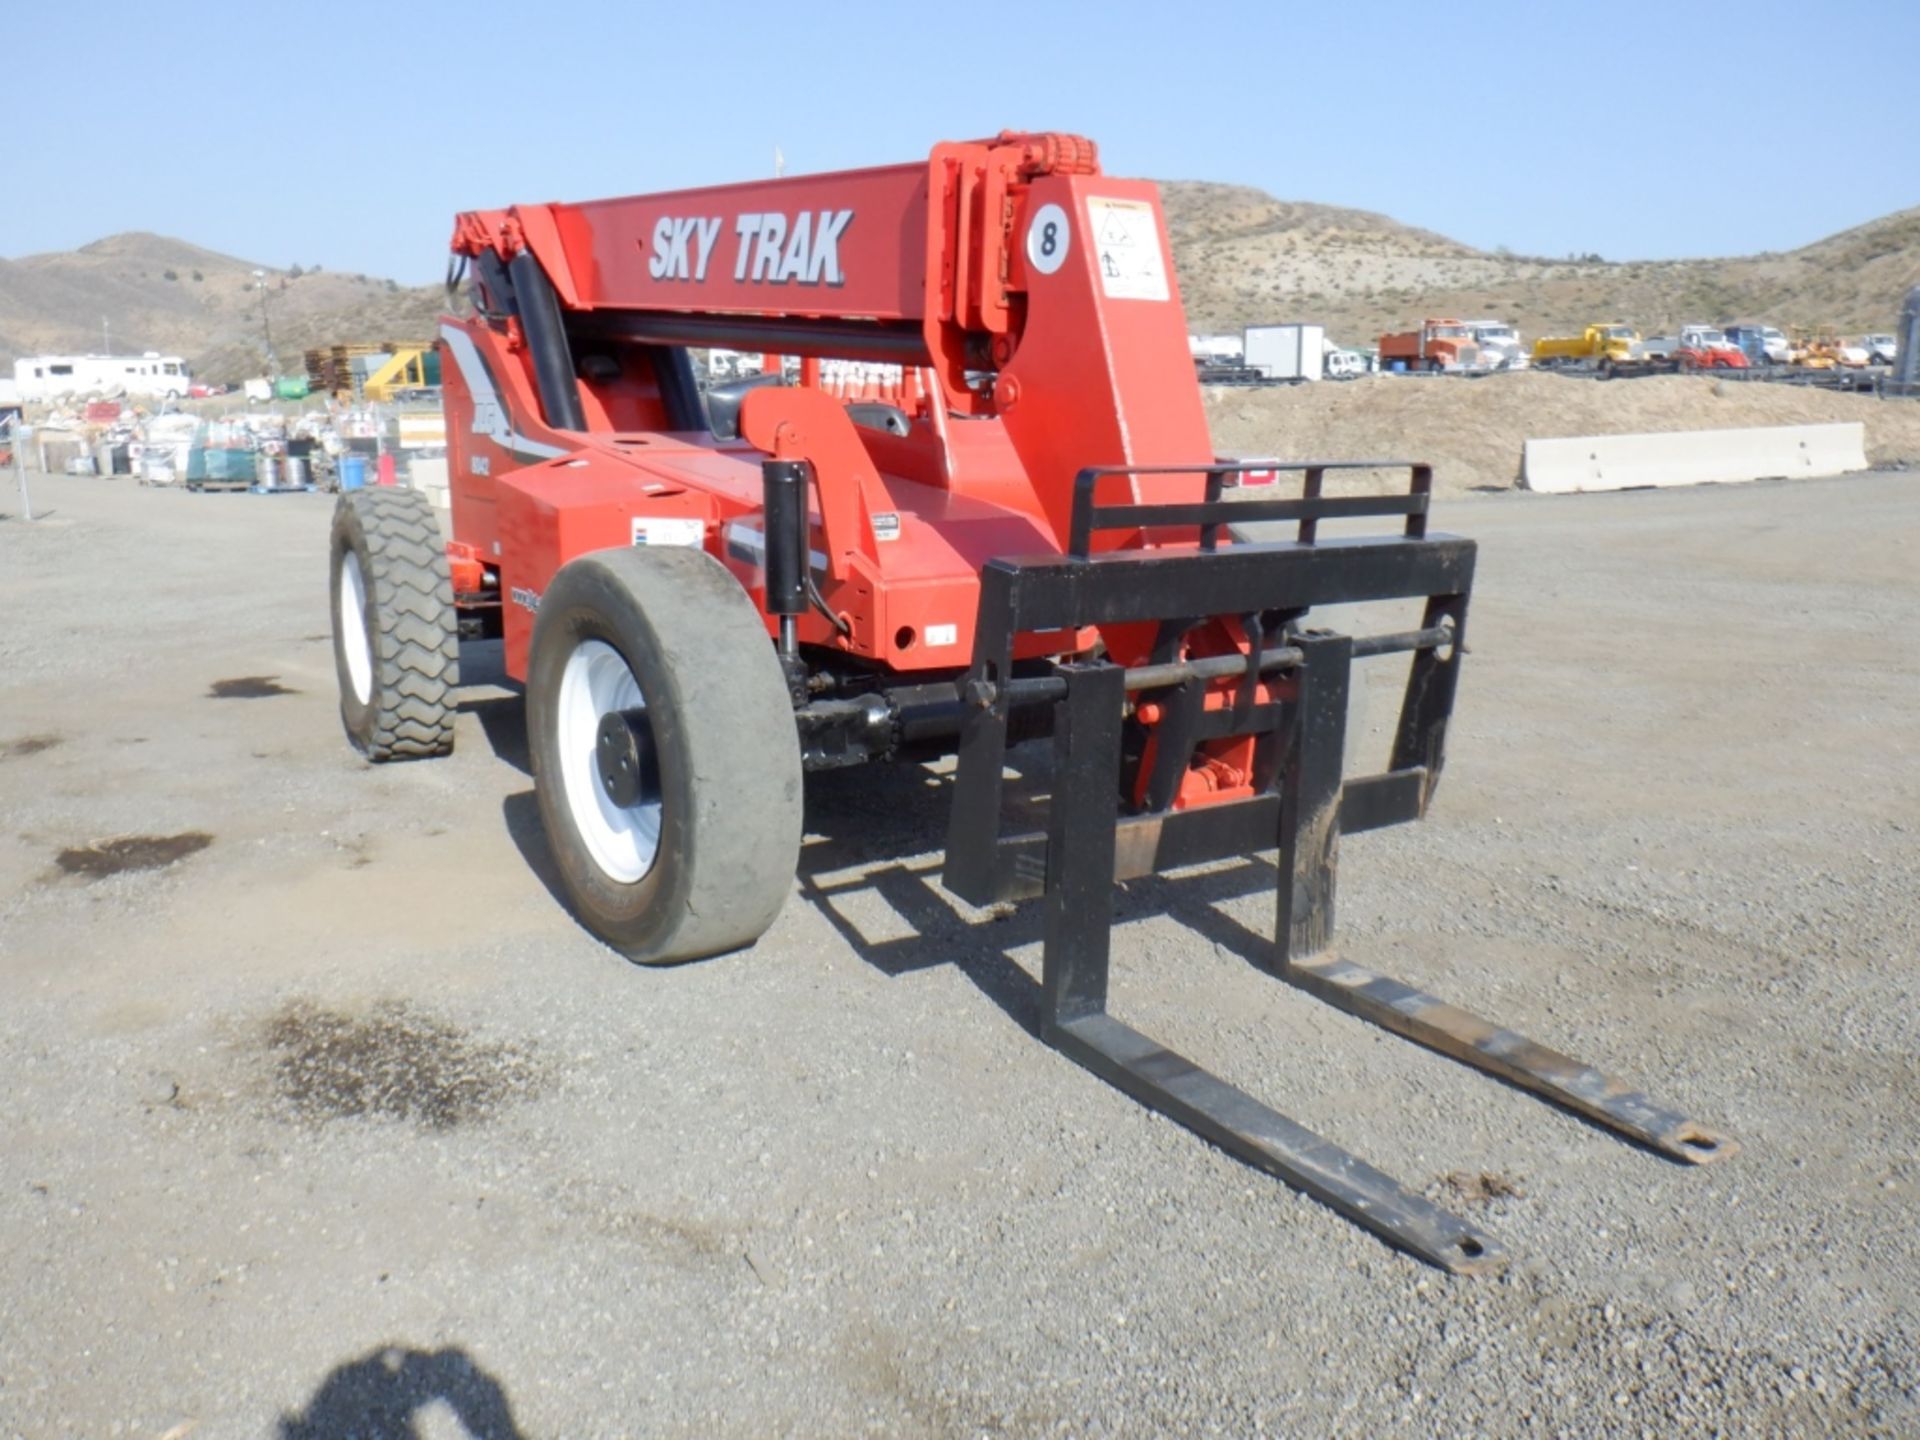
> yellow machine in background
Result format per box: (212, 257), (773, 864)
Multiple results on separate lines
(1789, 329), (1843, 369)
(304, 342), (441, 401)
(361, 346), (442, 402)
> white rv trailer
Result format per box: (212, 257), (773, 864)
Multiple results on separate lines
(13, 353), (191, 401)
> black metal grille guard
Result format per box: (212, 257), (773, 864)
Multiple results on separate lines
(938, 459), (1734, 1275)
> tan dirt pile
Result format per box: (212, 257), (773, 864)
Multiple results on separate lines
(1205, 371), (1920, 496)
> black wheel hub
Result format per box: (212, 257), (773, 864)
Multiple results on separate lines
(595, 707), (658, 808)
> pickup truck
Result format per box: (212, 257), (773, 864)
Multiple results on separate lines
(1864, 334), (1899, 365)
(1377, 319), (1480, 372)
(1325, 348), (1369, 380)
(1723, 325), (1790, 365)
(1643, 326), (1750, 370)
(1530, 323), (1661, 377)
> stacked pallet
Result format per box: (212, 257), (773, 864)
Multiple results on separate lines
(305, 344), (383, 400)
(304, 343), (397, 401)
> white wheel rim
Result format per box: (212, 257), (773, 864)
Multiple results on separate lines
(556, 638), (661, 884)
(338, 551), (373, 705)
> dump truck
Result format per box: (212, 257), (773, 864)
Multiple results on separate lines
(327, 131), (1734, 1272)
(1465, 320), (1525, 370)
(1377, 318), (1480, 372)
(1530, 323), (1665, 377)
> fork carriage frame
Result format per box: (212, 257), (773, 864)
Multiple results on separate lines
(933, 460), (1735, 1274)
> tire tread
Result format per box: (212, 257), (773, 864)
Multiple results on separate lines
(331, 487), (458, 761)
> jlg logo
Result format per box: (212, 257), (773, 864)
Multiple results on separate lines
(646, 210), (853, 286)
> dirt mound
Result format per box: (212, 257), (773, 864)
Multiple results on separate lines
(1205, 371), (1920, 495)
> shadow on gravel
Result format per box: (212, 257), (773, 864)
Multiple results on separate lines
(468, 697), (531, 776)
(461, 640), (532, 777)
(279, 1344), (525, 1439)
(502, 790), (573, 921)
(485, 696), (1283, 1002)
(797, 753), (1281, 1035)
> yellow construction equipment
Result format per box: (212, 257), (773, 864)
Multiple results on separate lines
(361, 346), (442, 402)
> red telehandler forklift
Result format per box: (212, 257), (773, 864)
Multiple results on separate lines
(328, 131), (1734, 1272)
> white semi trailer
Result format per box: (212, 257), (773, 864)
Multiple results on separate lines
(1244, 323), (1325, 382)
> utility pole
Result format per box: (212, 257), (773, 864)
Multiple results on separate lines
(252, 269), (279, 378)
(103, 317), (110, 354)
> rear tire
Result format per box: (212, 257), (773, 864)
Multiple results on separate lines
(526, 546), (802, 963)
(329, 487), (458, 760)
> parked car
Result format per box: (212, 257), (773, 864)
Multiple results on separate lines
(188, 382), (228, 398)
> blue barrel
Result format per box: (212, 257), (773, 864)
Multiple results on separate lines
(340, 454), (367, 490)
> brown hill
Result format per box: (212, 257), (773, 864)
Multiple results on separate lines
(0, 233), (443, 384)
(1162, 183), (1920, 346)
(5, 193), (1915, 383)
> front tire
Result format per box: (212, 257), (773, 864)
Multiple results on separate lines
(329, 488), (458, 760)
(526, 546), (802, 963)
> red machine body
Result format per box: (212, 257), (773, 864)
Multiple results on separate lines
(440, 133), (1225, 697)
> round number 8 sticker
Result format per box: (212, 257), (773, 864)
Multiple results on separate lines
(1026, 202), (1070, 275)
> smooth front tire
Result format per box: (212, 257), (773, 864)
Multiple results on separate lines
(526, 546), (802, 963)
(329, 487), (459, 760)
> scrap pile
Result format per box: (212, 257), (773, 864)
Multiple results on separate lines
(19, 394), (445, 500)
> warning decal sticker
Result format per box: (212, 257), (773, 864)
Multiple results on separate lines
(1086, 196), (1169, 302)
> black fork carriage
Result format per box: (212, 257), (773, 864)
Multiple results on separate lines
(943, 459), (1736, 1275)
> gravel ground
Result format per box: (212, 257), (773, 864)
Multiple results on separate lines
(1, 468), (1916, 1438)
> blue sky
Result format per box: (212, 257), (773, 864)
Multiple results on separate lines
(10, 1), (1915, 281)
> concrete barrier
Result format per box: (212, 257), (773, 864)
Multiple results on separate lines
(1522, 422), (1867, 494)
(407, 456), (451, 510)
